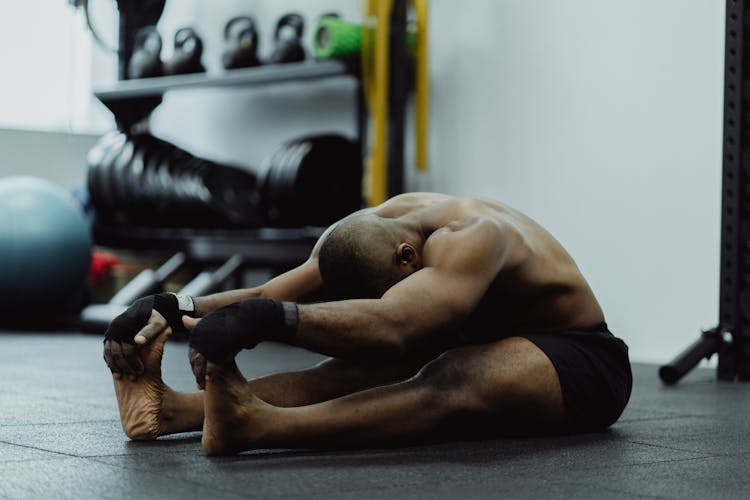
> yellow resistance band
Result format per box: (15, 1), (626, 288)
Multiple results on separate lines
(362, 0), (392, 206)
(414, 0), (429, 172)
(363, 0), (429, 203)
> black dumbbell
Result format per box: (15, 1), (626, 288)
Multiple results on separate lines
(127, 26), (163, 79)
(164, 27), (206, 75)
(268, 13), (306, 64)
(222, 16), (261, 69)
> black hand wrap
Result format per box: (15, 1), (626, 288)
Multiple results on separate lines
(188, 298), (298, 363)
(104, 292), (196, 344)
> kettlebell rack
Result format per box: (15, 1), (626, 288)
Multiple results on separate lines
(91, 1), (412, 274)
(94, 59), (355, 131)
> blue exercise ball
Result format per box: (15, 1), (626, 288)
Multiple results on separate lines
(0, 176), (92, 315)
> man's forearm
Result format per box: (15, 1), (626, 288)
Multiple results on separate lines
(193, 288), (263, 317)
(191, 260), (323, 317)
(294, 300), (407, 360)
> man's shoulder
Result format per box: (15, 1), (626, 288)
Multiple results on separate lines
(423, 218), (509, 268)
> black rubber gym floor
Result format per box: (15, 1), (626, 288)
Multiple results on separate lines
(1, 331), (748, 500)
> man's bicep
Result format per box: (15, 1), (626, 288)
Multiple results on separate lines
(382, 267), (491, 337)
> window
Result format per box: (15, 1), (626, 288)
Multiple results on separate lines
(0, 0), (114, 133)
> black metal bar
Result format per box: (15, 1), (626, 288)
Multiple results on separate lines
(79, 251), (186, 334)
(720, 0), (748, 379)
(387, 0), (408, 197)
(109, 252), (185, 305)
(659, 328), (722, 384)
(177, 254), (243, 297)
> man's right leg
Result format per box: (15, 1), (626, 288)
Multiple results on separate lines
(245, 352), (438, 407)
(113, 331), (437, 440)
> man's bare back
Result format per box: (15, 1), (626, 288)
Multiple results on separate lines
(368, 192), (605, 336)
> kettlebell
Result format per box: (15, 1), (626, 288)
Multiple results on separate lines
(268, 13), (306, 64)
(163, 27), (206, 75)
(127, 26), (163, 79)
(222, 16), (261, 69)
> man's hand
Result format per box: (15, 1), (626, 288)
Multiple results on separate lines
(102, 293), (196, 380)
(103, 308), (170, 380)
(182, 316), (208, 389)
(187, 298), (298, 387)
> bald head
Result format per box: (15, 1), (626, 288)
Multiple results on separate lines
(318, 213), (412, 300)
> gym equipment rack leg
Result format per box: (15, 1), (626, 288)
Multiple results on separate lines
(660, 0), (750, 383)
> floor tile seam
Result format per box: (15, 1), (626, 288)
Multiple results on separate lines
(624, 439), (714, 454)
(693, 450), (750, 460)
(0, 418), (118, 428)
(85, 449), (199, 460)
(0, 439), (84, 459)
(579, 452), (716, 472)
(618, 414), (713, 423)
(4, 395), (116, 411)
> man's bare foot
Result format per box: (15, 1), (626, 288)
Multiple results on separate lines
(112, 330), (194, 440)
(202, 359), (270, 455)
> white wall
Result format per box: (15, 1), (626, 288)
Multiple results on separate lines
(0, 0), (112, 133)
(425, 0), (725, 363)
(0, 128), (98, 190)
(0, 1), (112, 192)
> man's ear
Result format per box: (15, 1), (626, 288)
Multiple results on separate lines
(396, 243), (419, 269)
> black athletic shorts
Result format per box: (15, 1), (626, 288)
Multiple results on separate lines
(520, 323), (632, 433)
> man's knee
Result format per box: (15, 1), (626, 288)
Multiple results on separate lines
(412, 339), (564, 421)
(414, 350), (476, 394)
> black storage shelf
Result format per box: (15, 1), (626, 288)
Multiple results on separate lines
(93, 222), (325, 266)
(94, 60), (356, 127)
(94, 60), (353, 105)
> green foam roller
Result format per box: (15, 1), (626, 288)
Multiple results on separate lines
(313, 16), (417, 60)
(313, 17), (363, 60)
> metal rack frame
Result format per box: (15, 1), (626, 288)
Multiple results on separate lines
(660, 0), (750, 383)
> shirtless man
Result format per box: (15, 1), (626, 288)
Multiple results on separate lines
(103, 192), (632, 455)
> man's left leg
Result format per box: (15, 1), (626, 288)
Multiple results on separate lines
(200, 336), (564, 455)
